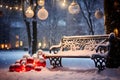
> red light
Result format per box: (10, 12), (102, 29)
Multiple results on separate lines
(14, 63), (23, 72)
(9, 55), (46, 72)
(34, 66), (41, 71)
(27, 57), (34, 64)
(9, 64), (15, 72)
(25, 64), (34, 71)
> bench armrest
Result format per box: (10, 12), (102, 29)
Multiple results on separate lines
(95, 43), (109, 55)
(49, 42), (62, 53)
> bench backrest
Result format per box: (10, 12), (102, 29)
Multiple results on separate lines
(60, 35), (109, 51)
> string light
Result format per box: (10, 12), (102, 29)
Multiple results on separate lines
(5, 5), (9, 8)
(0, 4), (3, 8)
(9, 7), (12, 10)
(19, 7), (22, 11)
(0, 0), (2, 8)
(15, 6), (19, 10)
(0, 4), (23, 11)
(0, 0), (23, 11)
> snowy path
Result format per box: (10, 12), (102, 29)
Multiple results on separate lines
(0, 67), (120, 80)
(0, 50), (120, 80)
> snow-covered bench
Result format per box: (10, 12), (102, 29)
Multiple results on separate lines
(45, 35), (109, 70)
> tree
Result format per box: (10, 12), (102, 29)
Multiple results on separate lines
(78, 0), (104, 35)
(22, 0), (38, 55)
(104, 0), (120, 37)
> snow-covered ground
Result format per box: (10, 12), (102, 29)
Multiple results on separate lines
(0, 50), (120, 80)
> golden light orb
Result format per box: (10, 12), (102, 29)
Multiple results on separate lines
(25, 7), (34, 18)
(68, 1), (80, 14)
(37, 7), (48, 20)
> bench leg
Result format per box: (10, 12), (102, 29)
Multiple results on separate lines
(49, 57), (62, 68)
(91, 55), (106, 71)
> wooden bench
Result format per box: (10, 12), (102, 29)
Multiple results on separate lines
(45, 35), (109, 71)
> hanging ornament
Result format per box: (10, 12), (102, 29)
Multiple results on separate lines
(38, 0), (45, 6)
(25, 6), (34, 18)
(95, 9), (103, 19)
(68, 0), (80, 14)
(37, 7), (48, 20)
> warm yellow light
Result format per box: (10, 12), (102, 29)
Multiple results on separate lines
(5, 44), (10, 49)
(19, 7), (22, 11)
(15, 6), (18, 10)
(38, 42), (41, 48)
(9, 7), (12, 10)
(25, 6), (34, 18)
(0, 5), (2, 7)
(42, 43), (46, 48)
(20, 41), (23, 46)
(15, 41), (19, 48)
(1, 44), (4, 49)
(62, 0), (66, 7)
(38, 0), (45, 6)
(34, 3), (37, 6)
(16, 35), (19, 39)
(114, 28), (119, 36)
(5, 44), (8, 48)
(68, 0), (80, 14)
(6, 5), (8, 8)
(62, 3), (65, 7)
(37, 7), (48, 20)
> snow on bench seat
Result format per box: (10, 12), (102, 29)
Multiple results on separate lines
(45, 50), (99, 58)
